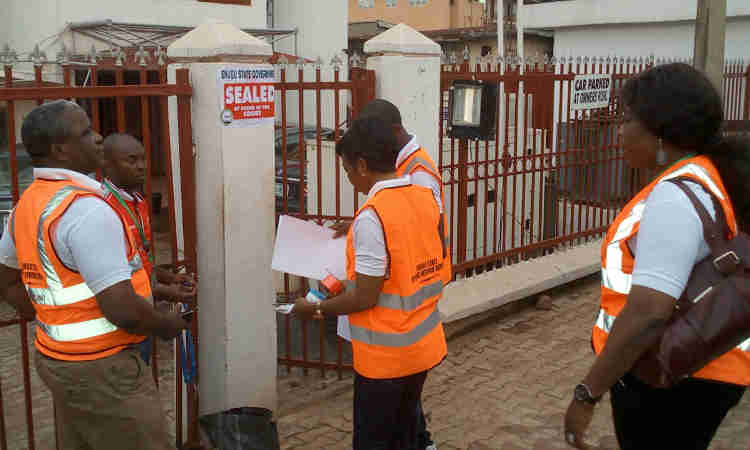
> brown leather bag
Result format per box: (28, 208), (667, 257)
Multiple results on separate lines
(632, 177), (750, 388)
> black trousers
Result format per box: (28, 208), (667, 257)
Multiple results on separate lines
(353, 370), (428, 450)
(416, 400), (433, 448)
(610, 372), (746, 450)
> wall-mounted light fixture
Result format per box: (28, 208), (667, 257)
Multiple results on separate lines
(448, 80), (498, 140)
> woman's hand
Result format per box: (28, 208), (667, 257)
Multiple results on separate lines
(292, 297), (321, 319)
(564, 398), (594, 449)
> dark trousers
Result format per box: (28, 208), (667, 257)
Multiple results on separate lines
(416, 401), (433, 448)
(610, 372), (745, 450)
(353, 370), (428, 450)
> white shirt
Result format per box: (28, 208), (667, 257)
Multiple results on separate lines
(630, 180), (716, 299)
(396, 135), (443, 213)
(0, 168), (132, 295)
(353, 176), (412, 277)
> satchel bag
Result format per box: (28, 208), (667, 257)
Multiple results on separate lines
(631, 177), (750, 388)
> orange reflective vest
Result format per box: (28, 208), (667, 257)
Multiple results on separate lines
(594, 156), (750, 386)
(12, 178), (152, 361)
(346, 182), (448, 379)
(102, 181), (154, 279)
(395, 147), (452, 284)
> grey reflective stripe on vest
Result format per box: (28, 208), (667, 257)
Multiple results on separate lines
(36, 186), (96, 294)
(402, 156), (438, 178)
(349, 306), (442, 348)
(342, 279), (442, 312)
(27, 282), (96, 306)
(379, 280), (442, 311)
(37, 316), (118, 342)
(29, 185), (124, 342)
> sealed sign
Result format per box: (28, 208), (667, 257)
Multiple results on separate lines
(572, 74), (612, 111)
(218, 65), (275, 127)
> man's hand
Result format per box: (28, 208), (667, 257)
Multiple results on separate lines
(564, 398), (595, 449)
(154, 281), (196, 304)
(97, 279), (190, 339)
(157, 311), (190, 340)
(155, 267), (196, 287)
(330, 221), (352, 239)
(0, 265), (35, 320)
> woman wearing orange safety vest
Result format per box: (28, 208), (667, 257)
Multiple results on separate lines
(564, 64), (750, 450)
(295, 116), (447, 449)
(331, 99), (448, 450)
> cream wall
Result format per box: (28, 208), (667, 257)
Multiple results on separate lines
(521, 0), (750, 30)
(273, 0), (349, 129)
(551, 19), (750, 60)
(1, 0), (266, 59)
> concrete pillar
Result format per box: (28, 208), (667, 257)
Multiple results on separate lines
(693, 0), (726, 92)
(364, 23), (442, 166)
(167, 21), (277, 417)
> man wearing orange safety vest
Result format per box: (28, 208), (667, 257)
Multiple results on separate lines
(101, 133), (196, 306)
(331, 99), (449, 450)
(0, 101), (187, 449)
(295, 116), (447, 449)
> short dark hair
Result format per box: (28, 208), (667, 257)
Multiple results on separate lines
(622, 62), (750, 226)
(359, 99), (403, 127)
(102, 133), (142, 158)
(336, 116), (398, 173)
(21, 100), (80, 157)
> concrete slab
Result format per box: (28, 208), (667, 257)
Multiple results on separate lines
(440, 239), (602, 323)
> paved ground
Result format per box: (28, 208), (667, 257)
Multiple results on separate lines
(1, 268), (749, 449)
(275, 276), (750, 450)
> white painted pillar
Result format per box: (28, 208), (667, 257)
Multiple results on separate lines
(167, 21), (277, 417)
(364, 24), (442, 167)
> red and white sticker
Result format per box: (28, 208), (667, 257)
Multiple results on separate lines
(218, 65), (276, 127)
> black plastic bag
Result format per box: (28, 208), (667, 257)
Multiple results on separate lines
(199, 407), (281, 450)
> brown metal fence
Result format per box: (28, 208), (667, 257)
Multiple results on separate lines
(0, 60), (200, 448)
(441, 56), (750, 278)
(273, 60), (375, 378)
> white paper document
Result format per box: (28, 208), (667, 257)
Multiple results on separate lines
(274, 303), (295, 315)
(271, 215), (347, 281)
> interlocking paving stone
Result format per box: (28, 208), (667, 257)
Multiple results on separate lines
(277, 276), (750, 449)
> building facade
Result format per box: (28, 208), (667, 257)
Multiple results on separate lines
(349, 0), (552, 62)
(521, 0), (750, 59)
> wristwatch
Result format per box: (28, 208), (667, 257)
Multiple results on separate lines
(574, 383), (602, 405)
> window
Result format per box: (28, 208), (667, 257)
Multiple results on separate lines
(409, 0), (428, 5)
(197, 0), (252, 4)
(358, 0), (374, 7)
(386, 0), (397, 5)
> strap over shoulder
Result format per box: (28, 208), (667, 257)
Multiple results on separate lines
(666, 176), (738, 274)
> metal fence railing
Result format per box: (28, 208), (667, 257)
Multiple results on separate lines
(440, 56), (749, 278)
